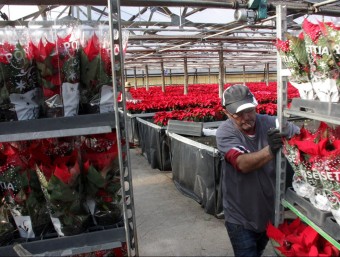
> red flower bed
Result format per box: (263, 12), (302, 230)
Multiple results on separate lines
(126, 82), (299, 126)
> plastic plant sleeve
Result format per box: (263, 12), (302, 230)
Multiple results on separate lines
(0, 27), (42, 121)
(302, 19), (340, 102)
(33, 138), (91, 236)
(0, 142), (51, 239)
(81, 132), (122, 226)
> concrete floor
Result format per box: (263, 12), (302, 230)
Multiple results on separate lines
(129, 147), (276, 257)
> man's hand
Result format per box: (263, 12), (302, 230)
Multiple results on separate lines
(267, 128), (284, 155)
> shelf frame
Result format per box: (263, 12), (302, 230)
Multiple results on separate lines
(0, 113), (116, 142)
(284, 98), (340, 125)
(276, 4), (340, 251)
(274, 4), (288, 227)
(284, 109), (340, 125)
(0, 0), (138, 256)
(0, 227), (126, 256)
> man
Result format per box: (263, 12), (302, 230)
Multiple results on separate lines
(123, 82), (137, 103)
(215, 84), (299, 257)
(118, 82), (141, 104)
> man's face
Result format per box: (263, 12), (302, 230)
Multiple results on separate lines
(228, 107), (256, 133)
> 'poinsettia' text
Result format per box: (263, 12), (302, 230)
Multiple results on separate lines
(305, 170), (340, 181)
(0, 181), (15, 191)
(305, 44), (340, 55)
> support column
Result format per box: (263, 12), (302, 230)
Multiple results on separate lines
(194, 68), (198, 84)
(266, 63), (269, 86)
(142, 70), (145, 87)
(145, 65), (149, 91)
(208, 67), (211, 84)
(218, 44), (224, 99)
(243, 65), (246, 86)
(184, 57), (188, 95)
(133, 67), (137, 89)
(170, 69), (172, 85)
(225, 67), (227, 84)
(275, 4), (288, 228)
(161, 61), (165, 92)
(87, 6), (92, 20)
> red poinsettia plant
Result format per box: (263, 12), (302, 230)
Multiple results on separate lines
(267, 218), (339, 257)
(79, 26), (130, 114)
(0, 27), (42, 121)
(29, 36), (58, 100)
(283, 122), (340, 213)
(32, 137), (91, 236)
(275, 32), (311, 84)
(79, 30), (115, 114)
(29, 27), (81, 117)
(318, 21), (340, 73)
(302, 19), (339, 82)
(81, 132), (122, 226)
(0, 198), (15, 246)
(80, 33), (102, 107)
(0, 142), (51, 239)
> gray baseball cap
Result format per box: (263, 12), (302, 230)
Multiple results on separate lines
(223, 84), (258, 114)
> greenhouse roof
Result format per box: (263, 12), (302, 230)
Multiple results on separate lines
(1, 0), (340, 73)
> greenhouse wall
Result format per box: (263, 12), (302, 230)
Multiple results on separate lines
(126, 73), (277, 87)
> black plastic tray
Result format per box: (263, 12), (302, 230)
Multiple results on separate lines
(285, 187), (340, 241)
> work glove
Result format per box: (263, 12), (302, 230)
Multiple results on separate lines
(267, 128), (284, 155)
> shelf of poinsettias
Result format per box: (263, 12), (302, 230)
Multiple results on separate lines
(125, 82), (300, 126)
(0, 132), (125, 253)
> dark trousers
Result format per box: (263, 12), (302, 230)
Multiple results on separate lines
(225, 221), (269, 257)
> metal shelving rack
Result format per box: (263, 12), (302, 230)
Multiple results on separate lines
(275, 4), (340, 251)
(0, 0), (138, 256)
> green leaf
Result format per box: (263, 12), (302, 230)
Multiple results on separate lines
(80, 50), (99, 87)
(41, 78), (56, 89)
(61, 214), (73, 225)
(69, 199), (86, 214)
(105, 180), (121, 195)
(37, 60), (53, 77)
(87, 166), (105, 187)
(97, 60), (111, 84)
(48, 175), (77, 202)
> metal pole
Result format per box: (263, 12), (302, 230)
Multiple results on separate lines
(266, 63), (269, 86)
(142, 70), (145, 87)
(243, 65), (246, 86)
(184, 56), (188, 94)
(87, 6), (92, 20)
(218, 43), (224, 98)
(208, 67), (211, 84)
(275, 4), (288, 228)
(145, 65), (149, 91)
(108, 0), (139, 255)
(134, 67), (137, 89)
(170, 69), (172, 85)
(161, 61), (165, 92)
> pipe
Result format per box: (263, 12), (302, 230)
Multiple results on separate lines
(2, 0), (340, 17)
